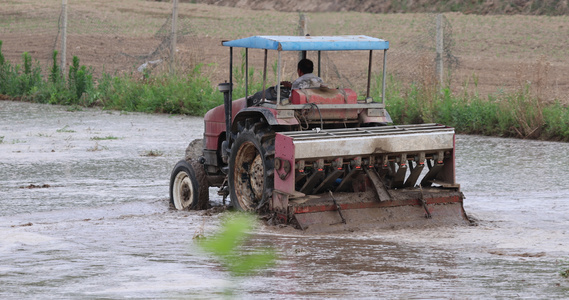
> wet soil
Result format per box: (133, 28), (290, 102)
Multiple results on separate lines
(1, 101), (568, 299)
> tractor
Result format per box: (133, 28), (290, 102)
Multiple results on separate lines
(169, 35), (469, 232)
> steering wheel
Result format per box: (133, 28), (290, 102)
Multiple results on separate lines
(278, 85), (291, 98)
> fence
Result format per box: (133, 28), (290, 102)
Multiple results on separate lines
(1, 0), (195, 78)
(1, 1), (567, 103)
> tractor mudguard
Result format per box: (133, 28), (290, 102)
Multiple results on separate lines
(232, 107), (299, 132)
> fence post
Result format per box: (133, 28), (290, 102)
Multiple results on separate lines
(298, 13), (307, 61)
(61, 0), (68, 74)
(170, 0), (179, 74)
(435, 14), (444, 90)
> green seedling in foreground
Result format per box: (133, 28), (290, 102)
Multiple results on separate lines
(197, 213), (276, 277)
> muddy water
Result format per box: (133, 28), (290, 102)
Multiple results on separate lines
(1, 101), (568, 299)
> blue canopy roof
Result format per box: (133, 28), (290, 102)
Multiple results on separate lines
(222, 35), (389, 51)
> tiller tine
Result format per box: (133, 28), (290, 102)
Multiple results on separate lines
(421, 151), (445, 187)
(313, 168), (344, 194)
(404, 152), (426, 188)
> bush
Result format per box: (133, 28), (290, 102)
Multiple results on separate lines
(0, 49), (43, 98)
(373, 73), (569, 140)
(68, 56), (94, 102)
(93, 64), (223, 115)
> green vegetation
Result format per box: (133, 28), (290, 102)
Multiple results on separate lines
(376, 72), (569, 141)
(0, 43), (222, 116)
(197, 213), (276, 277)
(560, 258), (569, 278)
(87, 142), (107, 151)
(140, 149), (163, 157)
(1, 40), (569, 141)
(56, 125), (76, 133)
(0, 44), (43, 99)
(90, 136), (119, 141)
(93, 68), (222, 115)
(68, 56), (93, 101)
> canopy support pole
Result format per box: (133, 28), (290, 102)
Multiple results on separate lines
(261, 49), (268, 101)
(277, 51), (282, 104)
(245, 48), (248, 99)
(366, 50), (373, 99)
(382, 49), (387, 105)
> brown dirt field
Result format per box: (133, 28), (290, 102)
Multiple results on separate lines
(189, 0), (569, 15)
(1, 0), (569, 103)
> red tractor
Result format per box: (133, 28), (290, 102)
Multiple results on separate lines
(170, 36), (468, 232)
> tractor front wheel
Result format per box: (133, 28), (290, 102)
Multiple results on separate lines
(170, 160), (198, 210)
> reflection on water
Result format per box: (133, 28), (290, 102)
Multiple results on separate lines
(1, 101), (568, 299)
(456, 135), (569, 193)
(243, 234), (568, 299)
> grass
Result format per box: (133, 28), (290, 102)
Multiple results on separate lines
(56, 125), (76, 133)
(141, 149), (163, 157)
(87, 142), (107, 151)
(373, 53), (569, 141)
(93, 67), (222, 115)
(379, 76), (569, 141)
(560, 259), (569, 278)
(90, 136), (119, 141)
(0, 43), (222, 116)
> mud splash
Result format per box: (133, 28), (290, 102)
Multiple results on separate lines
(1, 101), (568, 299)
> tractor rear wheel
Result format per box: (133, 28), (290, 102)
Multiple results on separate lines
(228, 119), (275, 211)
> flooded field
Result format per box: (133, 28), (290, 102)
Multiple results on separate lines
(1, 100), (568, 299)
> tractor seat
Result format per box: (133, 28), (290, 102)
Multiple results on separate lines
(290, 87), (357, 105)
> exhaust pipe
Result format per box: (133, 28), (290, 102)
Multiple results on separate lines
(218, 82), (232, 164)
